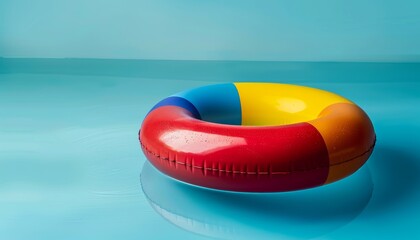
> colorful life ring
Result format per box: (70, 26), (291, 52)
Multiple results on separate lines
(139, 83), (376, 192)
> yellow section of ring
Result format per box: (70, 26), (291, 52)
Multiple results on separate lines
(234, 83), (352, 126)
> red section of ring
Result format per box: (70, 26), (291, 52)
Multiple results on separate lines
(140, 106), (330, 192)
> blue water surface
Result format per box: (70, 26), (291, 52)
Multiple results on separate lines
(0, 59), (419, 239)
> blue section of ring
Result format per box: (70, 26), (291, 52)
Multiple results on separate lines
(148, 96), (201, 119)
(174, 83), (241, 125)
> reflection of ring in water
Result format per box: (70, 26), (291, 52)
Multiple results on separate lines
(140, 161), (373, 239)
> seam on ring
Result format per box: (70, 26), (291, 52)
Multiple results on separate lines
(139, 137), (376, 175)
(329, 136), (376, 166)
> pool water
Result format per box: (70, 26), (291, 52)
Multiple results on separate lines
(1, 59), (419, 239)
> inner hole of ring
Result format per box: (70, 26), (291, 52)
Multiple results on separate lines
(199, 97), (318, 127)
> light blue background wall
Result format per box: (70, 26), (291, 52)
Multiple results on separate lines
(1, 0), (420, 61)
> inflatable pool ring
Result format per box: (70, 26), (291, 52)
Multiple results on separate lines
(139, 83), (376, 192)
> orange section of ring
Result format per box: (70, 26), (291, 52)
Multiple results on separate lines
(308, 103), (376, 183)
